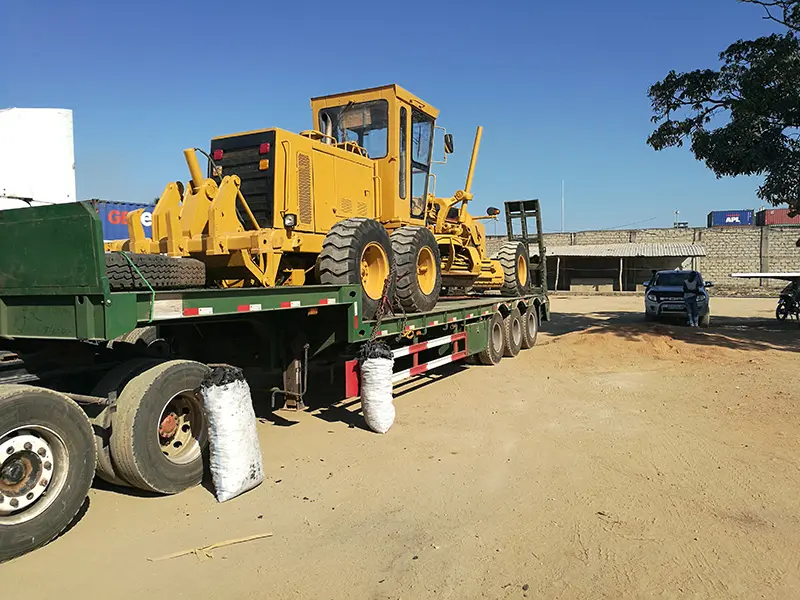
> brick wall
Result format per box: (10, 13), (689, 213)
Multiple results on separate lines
(487, 225), (800, 294)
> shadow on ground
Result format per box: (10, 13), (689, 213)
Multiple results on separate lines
(542, 310), (800, 353)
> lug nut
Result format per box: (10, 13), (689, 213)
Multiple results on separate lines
(10, 498), (18, 508)
(24, 442), (32, 451)
(37, 448), (47, 457)
(40, 479), (49, 487)
(44, 461), (52, 470)
(5, 446), (13, 455)
(0, 495), (4, 503)
(26, 492), (34, 501)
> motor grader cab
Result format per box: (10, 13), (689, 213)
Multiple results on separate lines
(106, 84), (531, 317)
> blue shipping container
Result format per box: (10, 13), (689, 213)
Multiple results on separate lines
(91, 200), (154, 241)
(707, 209), (754, 227)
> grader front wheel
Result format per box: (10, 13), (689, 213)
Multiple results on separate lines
(319, 218), (395, 318)
(391, 226), (442, 313)
(497, 241), (531, 296)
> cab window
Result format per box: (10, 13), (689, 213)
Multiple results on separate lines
(318, 100), (389, 159)
(410, 110), (434, 219)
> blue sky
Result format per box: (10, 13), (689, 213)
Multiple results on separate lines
(1, 0), (782, 232)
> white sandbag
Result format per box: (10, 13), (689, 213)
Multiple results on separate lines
(361, 357), (395, 434)
(201, 366), (264, 502)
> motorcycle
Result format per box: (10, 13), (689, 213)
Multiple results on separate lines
(776, 282), (800, 321)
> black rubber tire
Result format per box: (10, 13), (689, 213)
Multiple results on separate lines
(318, 218), (395, 319)
(107, 326), (170, 357)
(0, 385), (95, 563)
(391, 226), (442, 313)
(503, 307), (524, 357)
(496, 241), (531, 296)
(110, 360), (210, 494)
(477, 312), (505, 366)
(521, 305), (539, 349)
(85, 358), (163, 486)
(105, 252), (206, 291)
(776, 300), (789, 321)
(699, 310), (711, 328)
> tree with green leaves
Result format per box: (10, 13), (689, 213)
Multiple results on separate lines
(648, 1), (800, 214)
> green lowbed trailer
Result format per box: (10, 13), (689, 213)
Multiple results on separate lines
(0, 200), (549, 563)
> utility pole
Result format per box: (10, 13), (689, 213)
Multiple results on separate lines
(561, 180), (565, 233)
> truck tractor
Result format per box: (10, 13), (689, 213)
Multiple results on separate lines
(107, 85), (530, 316)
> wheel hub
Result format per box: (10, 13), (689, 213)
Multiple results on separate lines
(0, 433), (53, 515)
(159, 412), (179, 441)
(158, 391), (205, 465)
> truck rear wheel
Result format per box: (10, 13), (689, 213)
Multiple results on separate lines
(503, 307), (523, 357)
(319, 218), (395, 319)
(521, 305), (539, 349)
(391, 226), (442, 313)
(477, 312), (505, 366)
(110, 360), (210, 494)
(0, 385), (95, 563)
(496, 241), (530, 296)
(105, 252), (206, 291)
(86, 358), (163, 486)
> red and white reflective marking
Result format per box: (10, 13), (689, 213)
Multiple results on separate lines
(404, 325), (415, 331)
(481, 310), (490, 316)
(183, 307), (213, 316)
(466, 313), (475, 319)
(379, 330), (389, 336)
(280, 300), (302, 309)
(392, 351), (468, 383)
(237, 303), (263, 312)
(392, 332), (466, 359)
(449, 316), (458, 323)
(427, 320), (440, 327)
(318, 298), (337, 305)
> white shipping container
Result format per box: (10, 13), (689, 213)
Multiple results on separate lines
(0, 108), (77, 206)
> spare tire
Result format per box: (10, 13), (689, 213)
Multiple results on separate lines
(105, 253), (206, 291)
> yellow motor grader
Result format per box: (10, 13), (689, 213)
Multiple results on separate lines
(107, 84), (530, 316)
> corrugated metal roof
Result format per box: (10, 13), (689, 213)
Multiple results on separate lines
(542, 243), (706, 258)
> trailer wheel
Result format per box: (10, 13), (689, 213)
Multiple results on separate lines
(319, 218), (395, 318)
(496, 241), (530, 296)
(477, 312), (505, 366)
(503, 307), (524, 357)
(391, 226), (442, 313)
(105, 253), (206, 291)
(110, 361), (210, 494)
(521, 305), (539, 349)
(85, 358), (163, 486)
(0, 385), (95, 563)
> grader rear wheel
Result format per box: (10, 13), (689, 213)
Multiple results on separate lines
(391, 226), (442, 313)
(496, 241), (531, 296)
(319, 218), (395, 319)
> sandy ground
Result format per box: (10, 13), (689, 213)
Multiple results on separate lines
(5, 295), (800, 599)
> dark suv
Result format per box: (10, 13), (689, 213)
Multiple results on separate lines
(644, 270), (713, 327)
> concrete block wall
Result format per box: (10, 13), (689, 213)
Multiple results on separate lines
(486, 225), (800, 294)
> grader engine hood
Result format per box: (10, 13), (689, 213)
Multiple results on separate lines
(210, 130), (277, 230)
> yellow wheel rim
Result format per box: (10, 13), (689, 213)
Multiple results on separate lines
(416, 246), (436, 296)
(360, 242), (389, 300)
(517, 254), (528, 287)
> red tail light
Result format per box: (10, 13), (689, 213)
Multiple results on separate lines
(259, 143), (271, 154)
(212, 149), (224, 160)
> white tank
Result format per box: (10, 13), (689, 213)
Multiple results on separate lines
(0, 108), (77, 207)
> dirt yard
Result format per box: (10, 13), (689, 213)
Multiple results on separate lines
(6, 296), (799, 599)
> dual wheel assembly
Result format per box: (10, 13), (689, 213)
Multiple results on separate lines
(0, 359), (211, 562)
(318, 218), (532, 317)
